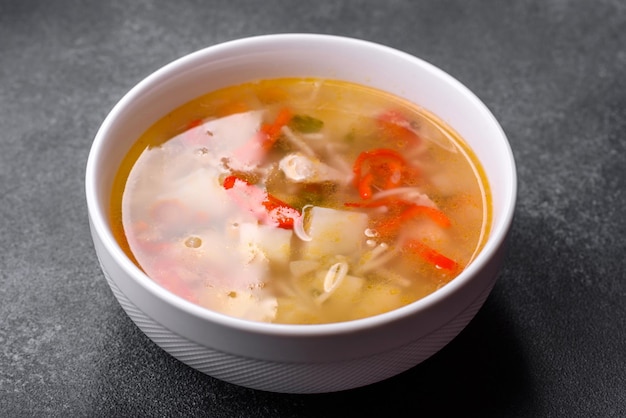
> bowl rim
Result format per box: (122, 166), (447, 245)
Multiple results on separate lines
(86, 33), (517, 337)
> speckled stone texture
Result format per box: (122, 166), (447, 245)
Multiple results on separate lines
(1, 1), (624, 416)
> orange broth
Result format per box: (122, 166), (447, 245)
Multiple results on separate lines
(110, 78), (491, 324)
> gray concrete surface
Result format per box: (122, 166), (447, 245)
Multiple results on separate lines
(1, 1), (625, 416)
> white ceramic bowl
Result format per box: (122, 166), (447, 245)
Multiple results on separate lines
(86, 34), (516, 393)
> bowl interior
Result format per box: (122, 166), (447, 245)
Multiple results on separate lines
(87, 34), (516, 337)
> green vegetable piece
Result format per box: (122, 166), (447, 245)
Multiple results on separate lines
(289, 114), (324, 133)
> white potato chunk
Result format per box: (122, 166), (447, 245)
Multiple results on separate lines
(202, 110), (265, 154)
(300, 206), (369, 260)
(199, 288), (277, 322)
(238, 222), (292, 266)
(195, 110), (268, 172)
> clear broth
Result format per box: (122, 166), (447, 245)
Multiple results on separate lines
(110, 78), (491, 324)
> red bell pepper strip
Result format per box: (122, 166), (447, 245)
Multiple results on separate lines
(352, 148), (407, 199)
(222, 175), (300, 229)
(403, 239), (459, 272)
(357, 172), (374, 199)
(388, 204), (450, 228)
(222, 175), (240, 190)
(374, 204), (451, 238)
(260, 107), (292, 151)
(397, 204), (451, 228)
(261, 194), (300, 229)
(344, 196), (414, 209)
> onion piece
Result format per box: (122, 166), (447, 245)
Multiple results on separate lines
(280, 125), (317, 157)
(301, 132), (324, 141)
(293, 205), (313, 242)
(316, 261), (349, 304)
(375, 267), (411, 287)
(357, 243), (400, 274)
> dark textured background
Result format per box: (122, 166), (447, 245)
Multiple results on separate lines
(1, 1), (625, 416)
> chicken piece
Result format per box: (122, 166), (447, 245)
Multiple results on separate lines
(278, 152), (347, 184)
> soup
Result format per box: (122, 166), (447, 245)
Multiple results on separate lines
(110, 78), (491, 324)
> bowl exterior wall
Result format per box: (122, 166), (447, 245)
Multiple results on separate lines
(86, 34), (517, 392)
(95, 231), (504, 393)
